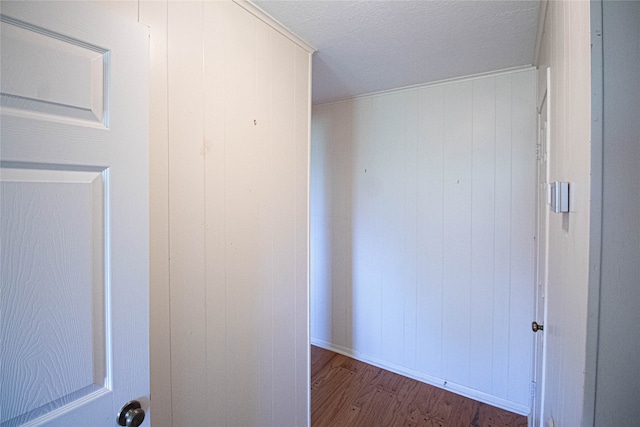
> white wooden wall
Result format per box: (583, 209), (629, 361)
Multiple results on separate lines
(592, 1), (640, 425)
(536, 1), (592, 426)
(311, 69), (537, 414)
(95, 1), (312, 426)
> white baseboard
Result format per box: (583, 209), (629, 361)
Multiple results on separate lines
(311, 338), (530, 417)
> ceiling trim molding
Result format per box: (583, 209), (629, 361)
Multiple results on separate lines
(233, 0), (316, 53)
(314, 65), (536, 106)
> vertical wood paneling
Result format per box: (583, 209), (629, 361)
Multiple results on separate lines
(328, 100), (352, 349)
(442, 81), (473, 387)
(311, 70), (536, 413)
(364, 97), (388, 359)
(469, 77), (496, 394)
(341, 101), (355, 352)
(149, 2), (312, 426)
(354, 98), (381, 358)
(507, 71), (536, 405)
(352, 98), (375, 355)
(594, 2), (640, 425)
(293, 45), (311, 427)
(167, 3), (206, 426)
(416, 85), (445, 378)
(378, 92), (410, 367)
(492, 74), (513, 398)
(310, 105), (337, 344)
(99, 2), (312, 426)
(270, 28), (299, 427)
(253, 9), (275, 426)
(202, 1), (231, 424)
(223, 6), (261, 426)
(536, 0), (592, 425)
(403, 91), (419, 370)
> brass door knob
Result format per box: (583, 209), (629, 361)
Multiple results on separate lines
(532, 321), (544, 332)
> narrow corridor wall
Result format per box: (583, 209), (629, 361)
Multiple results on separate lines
(311, 68), (537, 414)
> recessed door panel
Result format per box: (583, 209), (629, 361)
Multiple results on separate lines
(0, 165), (109, 426)
(0, 18), (107, 126)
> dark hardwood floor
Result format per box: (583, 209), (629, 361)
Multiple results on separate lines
(311, 345), (528, 427)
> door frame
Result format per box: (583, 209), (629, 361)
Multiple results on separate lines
(531, 67), (550, 427)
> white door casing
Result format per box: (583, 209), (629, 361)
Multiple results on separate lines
(0, 2), (149, 426)
(531, 67), (550, 427)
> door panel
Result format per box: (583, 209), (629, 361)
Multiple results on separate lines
(0, 19), (106, 125)
(1, 167), (107, 424)
(0, 2), (149, 426)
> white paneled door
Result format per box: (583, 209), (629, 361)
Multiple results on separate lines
(0, 2), (149, 426)
(531, 68), (550, 427)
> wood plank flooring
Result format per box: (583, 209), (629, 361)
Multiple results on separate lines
(311, 346), (528, 427)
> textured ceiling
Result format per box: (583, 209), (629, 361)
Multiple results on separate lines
(253, 0), (541, 104)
